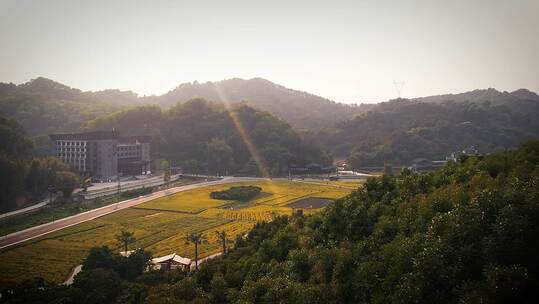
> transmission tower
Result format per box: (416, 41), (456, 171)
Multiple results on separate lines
(393, 80), (406, 98)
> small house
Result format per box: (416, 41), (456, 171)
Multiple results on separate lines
(149, 253), (191, 272)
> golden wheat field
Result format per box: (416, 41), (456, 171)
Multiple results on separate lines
(0, 180), (358, 285)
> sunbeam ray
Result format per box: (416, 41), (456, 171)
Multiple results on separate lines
(211, 83), (272, 179)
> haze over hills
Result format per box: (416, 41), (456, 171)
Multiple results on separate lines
(0, 77), (372, 132)
(0, 78), (122, 138)
(409, 87), (539, 105)
(144, 78), (374, 130)
(1, 77), (538, 166)
(321, 88), (539, 166)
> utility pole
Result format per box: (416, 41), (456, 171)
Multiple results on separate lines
(164, 159), (171, 187)
(47, 185), (55, 223)
(288, 167), (291, 180)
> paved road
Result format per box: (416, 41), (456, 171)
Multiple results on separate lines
(0, 177), (262, 250)
(0, 195), (57, 221)
(80, 174), (185, 200)
(0, 176), (356, 250)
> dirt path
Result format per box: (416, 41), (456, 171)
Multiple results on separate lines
(63, 264), (82, 285)
(190, 252), (223, 271)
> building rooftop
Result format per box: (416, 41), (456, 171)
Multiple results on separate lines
(151, 253), (191, 265)
(49, 130), (119, 140)
(118, 135), (152, 143)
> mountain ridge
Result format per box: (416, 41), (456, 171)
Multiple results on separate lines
(1, 76), (538, 143)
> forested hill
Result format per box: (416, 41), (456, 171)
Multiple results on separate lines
(145, 78), (373, 130)
(411, 87), (539, 105)
(83, 99), (332, 176)
(320, 89), (539, 167)
(0, 77), (372, 134)
(0, 78), (140, 136)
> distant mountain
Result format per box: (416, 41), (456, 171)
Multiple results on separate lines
(145, 78), (374, 130)
(0, 77), (371, 134)
(320, 88), (539, 166)
(0, 78), (122, 137)
(410, 88), (539, 105)
(0, 77), (142, 106)
(2, 77), (538, 165)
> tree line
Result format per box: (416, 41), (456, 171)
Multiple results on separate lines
(0, 117), (79, 212)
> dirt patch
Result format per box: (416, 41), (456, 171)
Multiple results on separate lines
(145, 212), (163, 218)
(286, 197), (334, 209)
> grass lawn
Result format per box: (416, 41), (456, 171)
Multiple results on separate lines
(0, 180), (356, 285)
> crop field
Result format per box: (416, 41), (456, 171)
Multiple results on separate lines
(134, 184), (233, 213)
(286, 197), (334, 209)
(0, 180), (357, 285)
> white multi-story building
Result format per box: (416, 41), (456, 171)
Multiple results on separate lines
(49, 131), (151, 181)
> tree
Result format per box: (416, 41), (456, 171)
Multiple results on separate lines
(117, 249), (151, 281)
(162, 160), (171, 184)
(25, 159), (46, 195)
(54, 171), (79, 198)
(82, 246), (117, 271)
(181, 159), (201, 174)
(72, 268), (122, 304)
(0, 117), (34, 158)
(209, 274), (228, 304)
(383, 162), (393, 176)
(216, 230), (229, 255)
(289, 249), (311, 282)
(116, 229), (135, 253)
(0, 154), (25, 211)
(186, 232), (205, 270)
(205, 138), (233, 176)
(210, 186), (262, 201)
(347, 148), (365, 170)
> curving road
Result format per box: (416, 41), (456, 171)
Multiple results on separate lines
(0, 176), (355, 250)
(0, 177), (263, 250)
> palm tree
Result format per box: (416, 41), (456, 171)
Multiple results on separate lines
(216, 230), (228, 255)
(186, 232), (205, 270)
(116, 229), (135, 253)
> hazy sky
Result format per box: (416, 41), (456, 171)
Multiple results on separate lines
(1, 0), (538, 103)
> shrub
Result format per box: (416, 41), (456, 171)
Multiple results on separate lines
(210, 186), (262, 201)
